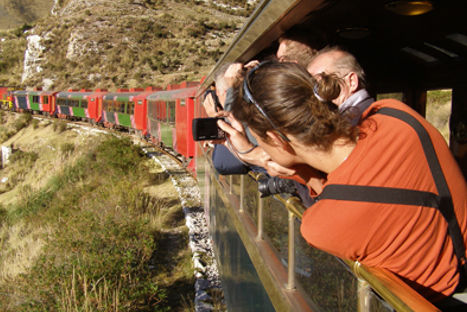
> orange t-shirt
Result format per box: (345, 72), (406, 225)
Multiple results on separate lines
(300, 99), (467, 302)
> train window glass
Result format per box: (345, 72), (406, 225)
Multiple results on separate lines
(114, 100), (124, 113)
(168, 101), (175, 123)
(180, 99), (185, 106)
(32, 95), (40, 103)
(57, 98), (66, 106)
(42, 96), (49, 104)
(123, 101), (129, 114)
(128, 101), (134, 115)
(159, 101), (165, 121)
(426, 89), (452, 144)
(103, 99), (113, 112)
(376, 92), (403, 101)
(81, 99), (88, 109)
(148, 100), (157, 119)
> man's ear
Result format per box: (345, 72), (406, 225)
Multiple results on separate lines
(348, 72), (359, 92)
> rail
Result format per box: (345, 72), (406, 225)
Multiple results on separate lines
(248, 171), (440, 312)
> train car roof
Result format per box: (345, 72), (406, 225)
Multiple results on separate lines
(56, 91), (95, 99)
(147, 86), (198, 101)
(202, 0), (467, 92)
(11, 91), (29, 96)
(103, 92), (142, 100)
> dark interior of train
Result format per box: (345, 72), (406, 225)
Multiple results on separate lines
(296, 0), (466, 92)
(269, 0), (466, 175)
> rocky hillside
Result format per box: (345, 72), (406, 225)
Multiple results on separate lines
(0, 0), (255, 90)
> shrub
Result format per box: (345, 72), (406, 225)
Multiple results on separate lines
(60, 142), (74, 156)
(31, 118), (39, 129)
(52, 120), (67, 133)
(13, 113), (32, 131)
(9, 149), (39, 165)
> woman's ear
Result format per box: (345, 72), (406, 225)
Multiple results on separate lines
(266, 130), (295, 154)
(266, 130), (284, 146)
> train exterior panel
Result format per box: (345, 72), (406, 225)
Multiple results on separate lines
(133, 87), (162, 135)
(0, 87), (14, 109)
(27, 91), (41, 112)
(147, 91), (177, 149)
(56, 90), (95, 119)
(12, 91), (29, 111)
(102, 91), (143, 129)
(39, 91), (57, 114)
(86, 89), (108, 122)
(147, 83), (198, 166)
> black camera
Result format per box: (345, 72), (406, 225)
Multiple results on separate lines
(257, 175), (298, 197)
(192, 117), (226, 141)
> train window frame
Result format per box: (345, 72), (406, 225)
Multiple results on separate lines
(42, 96), (49, 105)
(103, 99), (113, 112)
(168, 101), (176, 124)
(32, 95), (40, 104)
(81, 99), (88, 109)
(128, 101), (135, 115)
(57, 98), (67, 106)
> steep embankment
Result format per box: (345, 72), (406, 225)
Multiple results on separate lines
(0, 111), (202, 311)
(0, 0), (254, 90)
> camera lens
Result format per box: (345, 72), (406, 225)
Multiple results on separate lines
(258, 176), (297, 197)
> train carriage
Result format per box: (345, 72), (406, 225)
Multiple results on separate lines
(85, 89), (108, 123)
(132, 87), (162, 136)
(195, 0), (467, 311)
(38, 90), (57, 115)
(147, 82), (199, 166)
(12, 90), (30, 111)
(101, 89), (144, 129)
(0, 87), (14, 110)
(56, 90), (95, 120)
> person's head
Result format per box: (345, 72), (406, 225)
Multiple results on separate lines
(213, 63), (232, 106)
(307, 46), (367, 106)
(276, 28), (321, 68)
(232, 61), (358, 169)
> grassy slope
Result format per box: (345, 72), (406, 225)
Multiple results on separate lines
(0, 111), (194, 311)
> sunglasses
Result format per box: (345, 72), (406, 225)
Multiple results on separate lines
(242, 61), (291, 142)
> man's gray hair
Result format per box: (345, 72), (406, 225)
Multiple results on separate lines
(313, 46), (367, 89)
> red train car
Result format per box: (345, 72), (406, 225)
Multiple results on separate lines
(87, 89), (108, 123)
(133, 86), (162, 136)
(147, 82), (199, 170)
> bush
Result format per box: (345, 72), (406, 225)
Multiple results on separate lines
(52, 120), (67, 133)
(31, 118), (39, 129)
(13, 113), (32, 131)
(9, 149), (38, 165)
(60, 142), (74, 155)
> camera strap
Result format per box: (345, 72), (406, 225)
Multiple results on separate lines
(317, 107), (467, 277)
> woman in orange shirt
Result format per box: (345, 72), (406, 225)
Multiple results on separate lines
(222, 60), (467, 305)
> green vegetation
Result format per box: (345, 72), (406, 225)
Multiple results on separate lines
(426, 89), (452, 143)
(0, 125), (194, 311)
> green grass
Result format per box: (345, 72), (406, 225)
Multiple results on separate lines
(0, 135), (194, 311)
